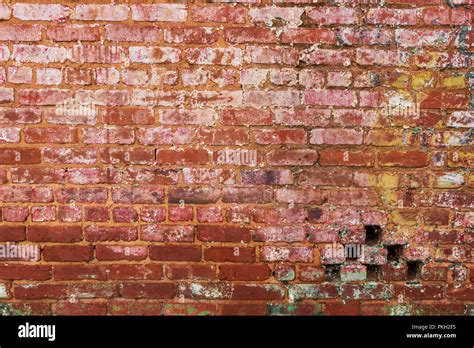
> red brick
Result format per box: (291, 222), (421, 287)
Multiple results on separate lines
(219, 264), (271, 281)
(96, 245), (147, 261)
(204, 246), (255, 263)
(0, 264), (51, 281)
(54, 302), (107, 316)
(320, 151), (374, 167)
(378, 151), (429, 167)
(225, 28), (277, 44)
(281, 29), (336, 44)
(43, 246), (93, 262)
(267, 149), (318, 166)
(25, 127), (77, 143)
(149, 245), (201, 262)
(0, 226), (26, 242)
(197, 225), (250, 243)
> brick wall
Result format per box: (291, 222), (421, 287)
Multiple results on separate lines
(0, 0), (472, 316)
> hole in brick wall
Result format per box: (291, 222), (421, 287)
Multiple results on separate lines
(325, 265), (340, 282)
(365, 225), (382, 246)
(366, 265), (382, 281)
(407, 261), (423, 280)
(387, 245), (404, 262)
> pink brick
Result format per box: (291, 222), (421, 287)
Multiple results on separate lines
(307, 7), (359, 25)
(186, 48), (242, 66)
(131, 4), (187, 22)
(82, 128), (135, 145)
(168, 206), (194, 222)
(0, 127), (20, 143)
(18, 89), (72, 106)
(74, 5), (129, 21)
(192, 5), (246, 23)
(303, 89), (357, 107)
(129, 47), (180, 64)
(47, 25), (101, 41)
(197, 207), (223, 223)
(165, 27), (219, 44)
(141, 207), (166, 223)
(0, 46), (8, 61)
(31, 206), (57, 222)
(136, 127), (193, 145)
(2, 206), (29, 222)
(121, 69), (149, 86)
(12, 45), (70, 63)
(58, 206), (82, 222)
(13, 4), (71, 21)
(260, 246), (313, 263)
(310, 129), (364, 145)
(244, 90), (300, 107)
(72, 46), (126, 64)
(141, 225), (194, 242)
(246, 46), (299, 65)
(36, 68), (62, 85)
(0, 88), (13, 103)
(356, 49), (409, 67)
(8, 67), (32, 84)
(0, 25), (42, 41)
(366, 8), (419, 26)
(327, 71), (352, 87)
(0, 4), (11, 20)
(105, 24), (161, 42)
(302, 49), (353, 66)
(250, 6), (304, 26)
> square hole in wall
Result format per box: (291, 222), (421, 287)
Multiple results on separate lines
(366, 265), (382, 281)
(387, 244), (404, 262)
(365, 225), (382, 246)
(325, 265), (340, 282)
(407, 261), (423, 280)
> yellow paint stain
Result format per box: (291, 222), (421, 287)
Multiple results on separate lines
(411, 72), (434, 90)
(441, 75), (466, 89)
(391, 74), (410, 89)
(380, 174), (399, 188)
(379, 190), (398, 206)
(391, 211), (417, 225)
(367, 173), (399, 207)
(366, 130), (404, 147)
(448, 152), (474, 167)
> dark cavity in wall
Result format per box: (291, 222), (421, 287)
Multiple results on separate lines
(365, 225), (382, 246)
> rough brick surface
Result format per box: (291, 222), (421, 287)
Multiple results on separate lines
(0, 0), (472, 316)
